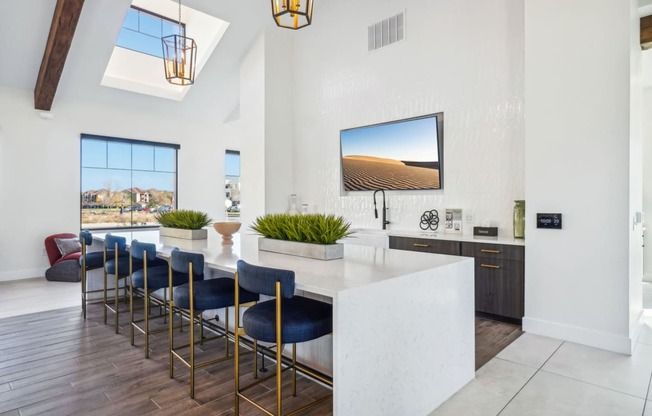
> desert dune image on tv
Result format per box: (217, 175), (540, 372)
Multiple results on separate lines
(340, 115), (441, 191)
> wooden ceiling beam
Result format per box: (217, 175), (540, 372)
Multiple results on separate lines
(34, 0), (85, 111)
(642, 15), (652, 50)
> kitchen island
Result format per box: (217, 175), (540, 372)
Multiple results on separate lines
(94, 229), (475, 415)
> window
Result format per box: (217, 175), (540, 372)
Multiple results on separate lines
(81, 134), (179, 230)
(116, 7), (183, 59)
(225, 150), (240, 218)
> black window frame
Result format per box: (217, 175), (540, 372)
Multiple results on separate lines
(80, 133), (180, 231)
(116, 6), (186, 59)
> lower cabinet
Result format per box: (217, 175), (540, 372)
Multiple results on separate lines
(389, 236), (525, 322)
(387, 236), (460, 255)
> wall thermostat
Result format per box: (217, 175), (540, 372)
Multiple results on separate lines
(537, 213), (562, 229)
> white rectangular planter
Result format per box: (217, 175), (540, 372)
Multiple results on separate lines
(258, 237), (343, 261)
(159, 227), (207, 240)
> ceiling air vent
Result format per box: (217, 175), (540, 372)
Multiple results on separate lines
(368, 11), (405, 52)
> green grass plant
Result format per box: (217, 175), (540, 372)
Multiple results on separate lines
(251, 213), (353, 245)
(155, 209), (212, 230)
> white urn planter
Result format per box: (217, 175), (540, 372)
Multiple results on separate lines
(159, 226), (208, 240)
(258, 237), (343, 261)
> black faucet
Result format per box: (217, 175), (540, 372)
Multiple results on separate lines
(373, 189), (390, 230)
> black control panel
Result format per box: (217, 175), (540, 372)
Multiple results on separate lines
(536, 213), (562, 229)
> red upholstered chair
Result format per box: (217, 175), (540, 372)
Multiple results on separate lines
(44, 233), (82, 282)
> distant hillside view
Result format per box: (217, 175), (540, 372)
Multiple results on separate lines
(81, 187), (174, 228)
(342, 155), (440, 191)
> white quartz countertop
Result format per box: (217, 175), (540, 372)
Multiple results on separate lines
(346, 228), (525, 246)
(386, 229), (525, 246)
(94, 229), (473, 298)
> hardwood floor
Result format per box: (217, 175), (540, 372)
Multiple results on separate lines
(0, 298), (521, 415)
(475, 317), (523, 370)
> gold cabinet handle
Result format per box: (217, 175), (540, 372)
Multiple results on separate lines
(480, 249), (500, 254)
(480, 264), (501, 269)
(413, 243), (430, 248)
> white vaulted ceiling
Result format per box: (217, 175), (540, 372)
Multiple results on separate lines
(0, 0), (274, 121)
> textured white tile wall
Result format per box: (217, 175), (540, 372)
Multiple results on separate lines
(290, 0), (525, 236)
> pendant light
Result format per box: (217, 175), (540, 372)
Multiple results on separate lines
(161, 0), (197, 86)
(271, 0), (314, 30)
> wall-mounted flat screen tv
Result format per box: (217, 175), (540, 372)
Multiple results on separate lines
(340, 113), (444, 192)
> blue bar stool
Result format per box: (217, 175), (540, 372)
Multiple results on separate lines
(103, 234), (136, 333)
(169, 248), (259, 398)
(234, 260), (333, 416)
(79, 230), (105, 319)
(128, 240), (170, 358)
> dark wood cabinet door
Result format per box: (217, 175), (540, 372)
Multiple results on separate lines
(389, 236), (461, 255)
(461, 242), (524, 261)
(475, 259), (524, 319)
(389, 235), (524, 322)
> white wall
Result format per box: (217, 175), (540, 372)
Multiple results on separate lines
(0, 85), (238, 281)
(238, 28), (296, 228)
(524, 0), (639, 354)
(239, 33), (267, 230)
(629, 0), (644, 340)
(644, 87), (652, 282)
(290, 0), (524, 234)
(264, 29), (295, 214)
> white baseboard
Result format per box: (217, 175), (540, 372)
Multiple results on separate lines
(631, 311), (646, 346)
(523, 316), (634, 355)
(644, 273), (652, 283)
(0, 268), (47, 282)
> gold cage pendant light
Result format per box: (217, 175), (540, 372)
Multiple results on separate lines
(162, 0), (197, 86)
(271, 0), (314, 30)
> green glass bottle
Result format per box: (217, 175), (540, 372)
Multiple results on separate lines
(513, 200), (525, 239)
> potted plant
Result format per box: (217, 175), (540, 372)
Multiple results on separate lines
(155, 209), (212, 240)
(250, 213), (353, 260)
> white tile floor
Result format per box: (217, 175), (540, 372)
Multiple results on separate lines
(4, 278), (652, 415)
(431, 317), (652, 416)
(644, 282), (652, 310)
(0, 277), (80, 319)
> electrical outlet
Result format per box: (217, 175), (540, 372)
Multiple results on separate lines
(464, 214), (474, 224)
(41, 247), (46, 256)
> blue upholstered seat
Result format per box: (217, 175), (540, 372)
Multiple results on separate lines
(106, 256), (142, 278)
(237, 260), (333, 344)
(174, 278), (259, 311)
(242, 297), (332, 344)
(80, 251), (104, 269)
(128, 240), (173, 358)
(104, 234), (129, 257)
(132, 268), (194, 290)
(168, 248), (251, 398)
(79, 230), (105, 270)
(79, 229), (104, 320)
(234, 260), (334, 414)
(103, 234), (136, 333)
(128, 240), (169, 288)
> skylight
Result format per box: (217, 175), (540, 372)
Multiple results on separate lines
(116, 7), (182, 59)
(101, 0), (230, 101)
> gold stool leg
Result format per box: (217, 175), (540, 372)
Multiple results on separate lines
(103, 268), (108, 325)
(225, 308), (229, 356)
(254, 339), (258, 379)
(168, 263), (174, 378)
(292, 343), (297, 396)
(276, 344), (283, 416)
(130, 281), (135, 346)
(144, 290), (150, 358)
(199, 312), (204, 345)
(276, 281), (282, 416)
(189, 263), (195, 398)
(234, 273), (241, 416)
(81, 253), (87, 319)
(114, 274), (120, 333)
(163, 288), (167, 324)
